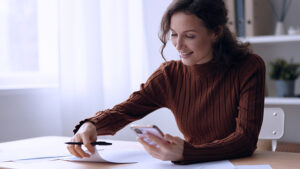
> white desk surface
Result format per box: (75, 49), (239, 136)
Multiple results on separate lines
(0, 136), (299, 169)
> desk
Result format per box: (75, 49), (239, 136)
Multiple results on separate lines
(0, 136), (299, 169)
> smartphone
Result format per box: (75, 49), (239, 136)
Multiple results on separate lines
(130, 124), (166, 146)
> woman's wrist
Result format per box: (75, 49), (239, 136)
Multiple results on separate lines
(73, 119), (96, 134)
(81, 121), (96, 130)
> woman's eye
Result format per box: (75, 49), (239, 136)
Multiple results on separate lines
(185, 35), (195, 39)
(171, 33), (177, 37)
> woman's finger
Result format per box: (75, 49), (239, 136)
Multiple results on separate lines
(146, 133), (168, 147)
(137, 137), (159, 150)
(165, 134), (184, 146)
(67, 137), (84, 158)
(74, 144), (90, 158)
(67, 145), (82, 158)
(137, 137), (161, 156)
(71, 135), (88, 158)
(164, 134), (179, 144)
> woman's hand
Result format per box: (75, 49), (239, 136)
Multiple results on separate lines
(137, 133), (184, 161)
(67, 122), (97, 158)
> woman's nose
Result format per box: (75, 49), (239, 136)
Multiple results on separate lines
(175, 38), (184, 50)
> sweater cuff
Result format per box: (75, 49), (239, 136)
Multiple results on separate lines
(73, 119), (96, 134)
(172, 139), (256, 165)
(171, 141), (195, 165)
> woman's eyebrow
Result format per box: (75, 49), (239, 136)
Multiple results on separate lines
(183, 29), (198, 33)
(170, 28), (198, 33)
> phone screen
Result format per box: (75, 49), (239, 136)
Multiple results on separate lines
(130, 125), (165, 146)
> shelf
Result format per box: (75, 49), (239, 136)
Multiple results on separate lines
(239, 35), (300, 44)
(265, 97), (300, 105)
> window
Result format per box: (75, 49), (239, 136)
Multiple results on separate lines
(0, 0), (59, 89)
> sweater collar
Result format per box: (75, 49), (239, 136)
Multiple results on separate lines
(184, 60), (224, 77)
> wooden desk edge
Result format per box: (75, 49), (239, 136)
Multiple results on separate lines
(231, 150), (300, 169)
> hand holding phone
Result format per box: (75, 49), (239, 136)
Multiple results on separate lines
(130, 124), (167, 146)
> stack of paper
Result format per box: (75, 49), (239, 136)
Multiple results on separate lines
(63, 149), (273, 169)
(116, 160), (235, 169)
(61, 149), (153, 163)
(236, 165), (273, 169)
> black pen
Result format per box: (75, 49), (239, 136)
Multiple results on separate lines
(65, 141), (112, 146)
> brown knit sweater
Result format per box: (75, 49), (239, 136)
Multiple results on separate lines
(74, 54), (266, 164)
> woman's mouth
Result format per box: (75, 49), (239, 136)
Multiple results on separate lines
(180, 51), (193, 58)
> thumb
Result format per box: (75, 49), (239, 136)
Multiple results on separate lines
(164, 134), (180, 144)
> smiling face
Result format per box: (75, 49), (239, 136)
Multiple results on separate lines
(170, 12), (217, 66)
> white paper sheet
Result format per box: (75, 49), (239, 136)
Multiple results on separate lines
(236, 165), (273, 169)
(61, 149), (153, 164)
(115, 159), (235, 169)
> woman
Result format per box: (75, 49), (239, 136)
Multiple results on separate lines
(67, 0), (265, 164)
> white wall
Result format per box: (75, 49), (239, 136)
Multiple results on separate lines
(0, 0), (299, 144)
(0, 88), (62, 142)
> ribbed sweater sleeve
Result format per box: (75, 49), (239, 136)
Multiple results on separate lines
(174, 55), (266, 164)
(73, 63), (171, 135)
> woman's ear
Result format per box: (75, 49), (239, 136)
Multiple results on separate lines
(211, 26), (223, 42)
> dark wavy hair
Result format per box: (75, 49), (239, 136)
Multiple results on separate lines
(159, 0), (250, 66)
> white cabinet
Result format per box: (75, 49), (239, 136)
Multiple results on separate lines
(240, 35), (300, 44)
(240, 35), (300, 105)
(237, 0), (300, 143)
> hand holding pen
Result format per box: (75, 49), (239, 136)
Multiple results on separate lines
(65, 141), (112, 146)
(67, 122), (99, 158)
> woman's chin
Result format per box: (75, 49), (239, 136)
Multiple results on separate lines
(181, 59), (195, 66)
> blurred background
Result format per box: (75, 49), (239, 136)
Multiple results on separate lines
(0, 0), (299, 149)
(0, 0), (181, 142)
